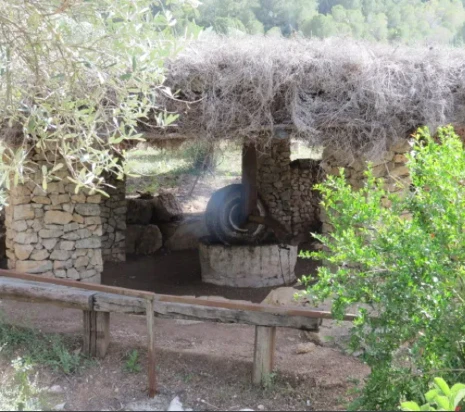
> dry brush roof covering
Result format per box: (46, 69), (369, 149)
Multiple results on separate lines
(161, 35), (465, 158)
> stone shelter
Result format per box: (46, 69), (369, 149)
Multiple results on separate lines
(2, 36), (465, 284)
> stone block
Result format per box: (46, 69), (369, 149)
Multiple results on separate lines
(16, 260), (53, 274)
(75, 204), (100, 216)
(59, 241), (75, 251)
(15, 232), (38, 245)
(76, 238), (101, 249)
(87, 195), (101, 204)
(55, 270), (67, 278)
(72, 214), (85, 224)
(30, 249), (50, 261)
(63, 204), (75, 214)
(39, 228), (64, 239)
(62, 232), (80, 241)
(47, 182), (65, 194)
(71, 193), (86, 203)
(12, 196), (32, 205)
(14, 205), (35, 221)
(75, 256), (89, 268)
(126, 199), (153, 225)
(50, 194), (71, 206)
(44, 211), (73, 225)
(14, 244), (34, 260)
(50, 250), (72, 261)
(42, 238), (58, 250)
(54, 260), (73, 270)
(11, 220), (28, 232)
(67, 268), (80, 280)
(31, 196), (51, 205)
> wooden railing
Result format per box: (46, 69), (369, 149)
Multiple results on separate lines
(0, 269), (356, 398)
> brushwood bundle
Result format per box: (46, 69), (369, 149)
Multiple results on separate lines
(160, 35), (465, 158)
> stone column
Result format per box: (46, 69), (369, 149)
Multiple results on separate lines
(257, 138), (292, 229)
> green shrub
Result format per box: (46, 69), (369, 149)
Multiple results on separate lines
(401, 378), (465, 411)
(302, 126), (465, 410)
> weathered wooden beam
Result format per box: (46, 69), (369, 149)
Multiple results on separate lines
(0, 278), (94, 310)
(241, 142), (258, 224)
(253, 326), (277, 386)
(146, 300), (157, 398)
(83, 311), (110, 359)
(0, 269), (155, 301)
(95, 294), (321, 330)
(0, 276), (358, 327)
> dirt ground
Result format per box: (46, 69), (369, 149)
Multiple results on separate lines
(102, 247), (320, 303)
(0, 298), (369, 411)
(1, 149), (370, 411)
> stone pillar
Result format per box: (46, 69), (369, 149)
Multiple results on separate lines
(290, 159), (322, 236)
(101, 174), (126, 262)
(320, 139), (413, 234)
(4, 151), (106, 283)
(257, 138), (292, 229)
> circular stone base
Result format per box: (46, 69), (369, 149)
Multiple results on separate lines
(199, 242), (297, 288)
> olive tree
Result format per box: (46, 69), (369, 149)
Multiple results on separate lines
(0, 0), (199, 204)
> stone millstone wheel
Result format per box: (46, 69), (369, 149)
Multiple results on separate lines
(205, 184), (267, 245)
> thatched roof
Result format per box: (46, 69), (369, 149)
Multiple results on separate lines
(154, 35), (465, 158)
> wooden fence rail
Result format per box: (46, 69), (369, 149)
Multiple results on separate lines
(0, 269), (356, 396)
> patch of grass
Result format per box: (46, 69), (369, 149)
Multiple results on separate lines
(0, 318), (92, 375)
(125, 140), (242, 195)
(123, 350), (141, 374)
(0, 358), (47, 411)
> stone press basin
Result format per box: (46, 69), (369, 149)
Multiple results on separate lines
(199, 242), (297, 288)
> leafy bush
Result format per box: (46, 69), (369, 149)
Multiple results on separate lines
(303, 126), (465, 410)
(401, 377), (465, 411)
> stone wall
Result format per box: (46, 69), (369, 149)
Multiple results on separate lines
(4, 150), (104, 283)
(257, 139), (293, 229)
(257, 138), (322, 238)
(101, 174), (126, 262)
(320, 139), (413, 233)
(290, 159), (322, 236)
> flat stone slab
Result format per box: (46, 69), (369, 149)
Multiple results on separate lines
(199, 242), (297, 288)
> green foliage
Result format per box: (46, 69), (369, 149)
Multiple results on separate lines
(197, 0), (465, 45)
(401, 378), (465, 411)
(0, 358), (44, 411)
(302, 126), (465, 410)
(0, 318), (89, 375)
(0, 0), (199, 202)
(123, 350), (142, 374)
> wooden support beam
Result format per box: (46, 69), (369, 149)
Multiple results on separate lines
(146, 300), (157, 398)
(0, 278), (94, 310)
(253, 326), (277, 386)
(0, 269), (155, 301)
(83, 311), (110, 359)
(241, 142), (258, 224)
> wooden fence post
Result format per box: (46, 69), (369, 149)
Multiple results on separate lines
(252, 326), (277, 386)
(146, 299), (157, 398)
(83, 311), (110, 359)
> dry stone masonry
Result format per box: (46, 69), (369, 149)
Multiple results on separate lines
(3, 149), (128, 283)
(101, 174), (127, 262)
(320, 139), (413, 234)
(257, 137), (322, 239)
